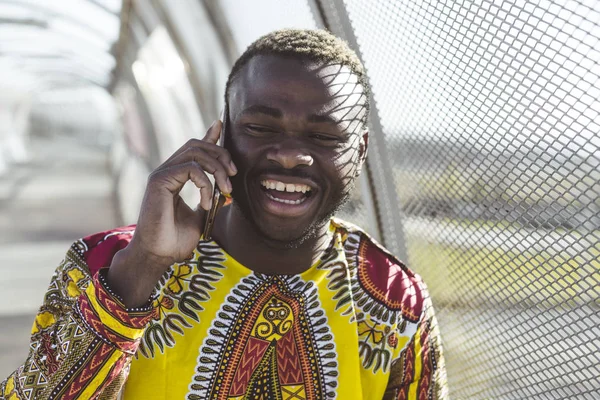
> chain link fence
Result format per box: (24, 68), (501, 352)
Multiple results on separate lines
(318, 0), (599, 398)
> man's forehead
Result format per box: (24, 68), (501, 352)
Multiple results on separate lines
(230, 55), (367, 129)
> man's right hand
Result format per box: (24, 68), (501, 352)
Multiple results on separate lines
(107, 120), (237, 307)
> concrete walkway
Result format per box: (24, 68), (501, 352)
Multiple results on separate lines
(0, 135), (117, 378)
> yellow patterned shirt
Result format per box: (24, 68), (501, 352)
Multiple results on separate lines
(1, 218), (447, 399)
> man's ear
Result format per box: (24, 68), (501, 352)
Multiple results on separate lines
(354, 129), (369, 178)
(359, 129), (369, 164)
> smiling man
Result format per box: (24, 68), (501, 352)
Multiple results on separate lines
(1, 30), (447, 399)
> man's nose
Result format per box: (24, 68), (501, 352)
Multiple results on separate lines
(266, 142), (314, 169)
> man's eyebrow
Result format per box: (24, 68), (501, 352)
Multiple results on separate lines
(307, 113), (340, 125)
(240, 104), (283, 118)
(241, 105), (342, 126)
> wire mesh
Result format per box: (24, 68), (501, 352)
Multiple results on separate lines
(328, 0), (600, 398)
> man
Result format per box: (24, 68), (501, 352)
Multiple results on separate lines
(1, 29), (447, 399)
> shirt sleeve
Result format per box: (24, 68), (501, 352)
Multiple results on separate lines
(384, 288), (449, 400)
(0, 244), (154, 400)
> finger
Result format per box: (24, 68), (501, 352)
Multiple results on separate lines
(204, 146), (237, 175)
(184, 144), (237, 176)
(192, 154), (232, 196)
(161, 139), (237, 176)
(150, 161), (211, 195)
(151, 161), (214, 210)
(159, 148), (232, 194)
(202, 119), (222, 144)
(186, 163), (214, 211)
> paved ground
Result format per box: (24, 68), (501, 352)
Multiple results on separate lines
(0, 135), (117, 378)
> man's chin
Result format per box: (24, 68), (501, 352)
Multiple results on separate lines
(231, 200), (323, 249)
(252, 213), (324, 249)
(261, 223), (321, 249)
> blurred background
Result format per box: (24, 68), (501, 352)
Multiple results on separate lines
(0, 0), (598, 398)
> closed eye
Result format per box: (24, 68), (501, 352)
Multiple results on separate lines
(245, 125), (278, 135)
(310, 133), (343, 143)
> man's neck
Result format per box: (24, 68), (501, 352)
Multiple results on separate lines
(211, 205), (331, 275)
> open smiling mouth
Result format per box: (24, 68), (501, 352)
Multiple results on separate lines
(260, 179), (313, 204)
(257, 179), (317, 217)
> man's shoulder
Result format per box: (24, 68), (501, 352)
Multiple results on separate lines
(332, 217), (426, 322)
(70, 225), (136, 277)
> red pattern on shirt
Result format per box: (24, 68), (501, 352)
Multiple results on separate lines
(358, 238), (424, 322)
(82, 226), (135, 276)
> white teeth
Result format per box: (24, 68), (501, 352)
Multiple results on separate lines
(266, 192), (307, 205)
(261, 180), (311, 193)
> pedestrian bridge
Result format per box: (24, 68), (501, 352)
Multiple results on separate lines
(0, 1), (598, 398)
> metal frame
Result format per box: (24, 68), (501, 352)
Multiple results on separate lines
(1, 0), (118, 41)
(202, 0), (240, 65)
(147, 0), (235, 128)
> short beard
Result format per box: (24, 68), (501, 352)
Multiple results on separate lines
(231, 185), (352, 250)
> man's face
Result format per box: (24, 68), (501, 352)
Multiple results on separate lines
(225, 54), (368, 246)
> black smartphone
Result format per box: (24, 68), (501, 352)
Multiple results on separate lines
(202, 103), (230, 240)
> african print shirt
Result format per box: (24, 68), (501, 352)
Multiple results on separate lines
(1, 218), (448, 399)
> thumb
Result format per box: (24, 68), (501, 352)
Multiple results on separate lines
(202, 120), (222, 144)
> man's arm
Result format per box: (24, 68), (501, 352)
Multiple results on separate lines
(1, 119), (236, 399)
(384, 291), (449, 400)
(0, 243), (153, 400)
(106, 119), (237, 307)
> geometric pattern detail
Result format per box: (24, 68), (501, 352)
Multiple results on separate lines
(0, 230), (147, 400)
(77, 283), (146, 354)
(282, 384), (306, 400)
(356, 239), (423, 322)
(319, 226), (422, 373)
(137, 241), (226, 359)
(78, 296), (133, 351)
(0, 220), (447, 398)
(36, 373), (48, 386)
(22, 387), (33, 400)
(187, 274), (338, 399)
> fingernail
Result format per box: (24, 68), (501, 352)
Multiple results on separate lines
(230, 161), (237, 174)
